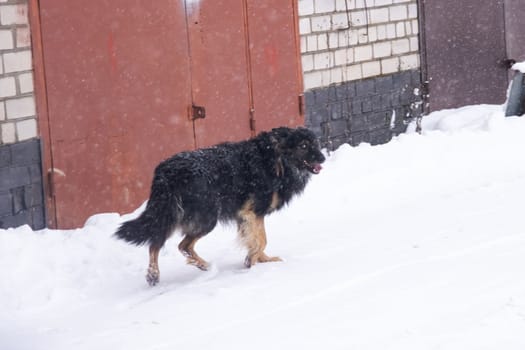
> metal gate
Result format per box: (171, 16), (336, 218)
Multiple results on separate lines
(419, 0), (510, 111)
(33, 0), (303, 228)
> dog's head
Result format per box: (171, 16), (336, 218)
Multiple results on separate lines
(270, 127), (326, 174)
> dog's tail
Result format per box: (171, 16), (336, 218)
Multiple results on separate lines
(114, 178), (179, 247)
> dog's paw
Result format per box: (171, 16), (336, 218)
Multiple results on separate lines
(186, 257), (210, 271)
(146, 267), (160, 286)
(244, 254), (283, 268)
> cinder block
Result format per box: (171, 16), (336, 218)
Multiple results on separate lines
(381, 57), (400, 74)
(0, 101), (5, 121)
(1, 122), (15, 144)
(315, 0), (335, 14)
(396, 22), (406, 37)
(307, 35), (318, 51)
(302, 54), (314, 72)
(344, 64), (362, 81)
(0, 4), (28, 25)
(4, 50), (32, 73)
(0, 191), (11, 216)
(332, 13), (349, 30)
(336, 0), (354, 11)
(409, 36), (419, 51)
(408, 3), (418, 19)
(354, 45), (372, 62)
(370, 8), (389, 24)
(373, 41), (392, 58)
(18, 72), (34, 93)
(367, 26), (378, 42)
(16, 27), (30, 48)
(0, 76), (16, 98)
(386, 23), (397, 38)
(6, 96), (36, 120)
(0, 29), (13, 50)
(328, 32), (338, 48)
(377, 25), (387, 40)
(362, 61), (381, 78)
(0, 145), (10, 167)
(351, 10), (367, 27)
(318, 33), (328, 50)
(375, 0), (393, 5)
(16, 119), (37, 141)
(389, 5), (408, 21)
(11, 139), (40, 166)
(299, 18), (311, 35)
(400, 54), (419, 70)
(334, 48), (353, 66)
(0, 166), (30, 191)
(314, 52), (331, 69)
(299, 0), (315, 16)
(311, 15), (331, 32)
(392, 38), (410, 54)
(304, 71), (323, 90)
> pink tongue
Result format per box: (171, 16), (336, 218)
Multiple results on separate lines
(313, 163), (323, 173)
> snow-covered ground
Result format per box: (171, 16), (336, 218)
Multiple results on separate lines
(2, 104), (525, 350)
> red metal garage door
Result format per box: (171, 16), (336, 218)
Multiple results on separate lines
(247, 0), (304, 131)
(34, 0), (303, 228)
(185, 0), (252, 147)
(37, 1), (195, 228)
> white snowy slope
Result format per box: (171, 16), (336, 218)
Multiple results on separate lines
(1, 104), (525, 350)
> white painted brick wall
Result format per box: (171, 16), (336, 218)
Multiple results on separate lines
(299, 0), (420, 89)
(0, 0), (38, 144)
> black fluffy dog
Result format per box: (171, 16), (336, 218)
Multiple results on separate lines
(115, 127), (325, 285)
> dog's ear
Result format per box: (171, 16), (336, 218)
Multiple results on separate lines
(269, 127), (293, 151)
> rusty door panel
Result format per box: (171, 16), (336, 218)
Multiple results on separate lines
(421, 0), (508, 111)
(185, 0), (252, 148)
(39, 1), (194, 228)
(246, 0), (304, 132)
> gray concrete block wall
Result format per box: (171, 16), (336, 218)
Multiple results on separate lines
(305, 69), (422, 150)
(0, 139), (45, 229)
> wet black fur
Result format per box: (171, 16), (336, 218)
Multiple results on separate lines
(115, 127), (325, 249)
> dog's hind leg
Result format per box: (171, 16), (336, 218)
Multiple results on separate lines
(237, 206), (282, 268)
(178, 235), (209, 271)
(146, 243), (161, 286)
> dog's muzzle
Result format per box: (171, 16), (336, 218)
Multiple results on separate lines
(304, 160), (323, 174)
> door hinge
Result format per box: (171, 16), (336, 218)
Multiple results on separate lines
(47, 168), (65, 198)
(298, 93), (305, 116)
(249, 108), (256, 132)
(190, 104), (206, 120)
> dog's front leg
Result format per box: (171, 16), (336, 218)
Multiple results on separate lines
(238, 213), (282, 268)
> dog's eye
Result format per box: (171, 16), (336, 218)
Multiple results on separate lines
(300, 143), (307, 149)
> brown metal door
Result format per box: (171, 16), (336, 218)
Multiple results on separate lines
(246, 0), (304, 131)
(185, 0), (252, 148)
(420, 0), (508, 111)
(505, 0), (525, 62)
(39, 1), (194, 228)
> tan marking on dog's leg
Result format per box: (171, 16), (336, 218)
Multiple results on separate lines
(146, 244), (161, 286)
(178, 235), (209, 271)
(237, 200), (281, 268)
